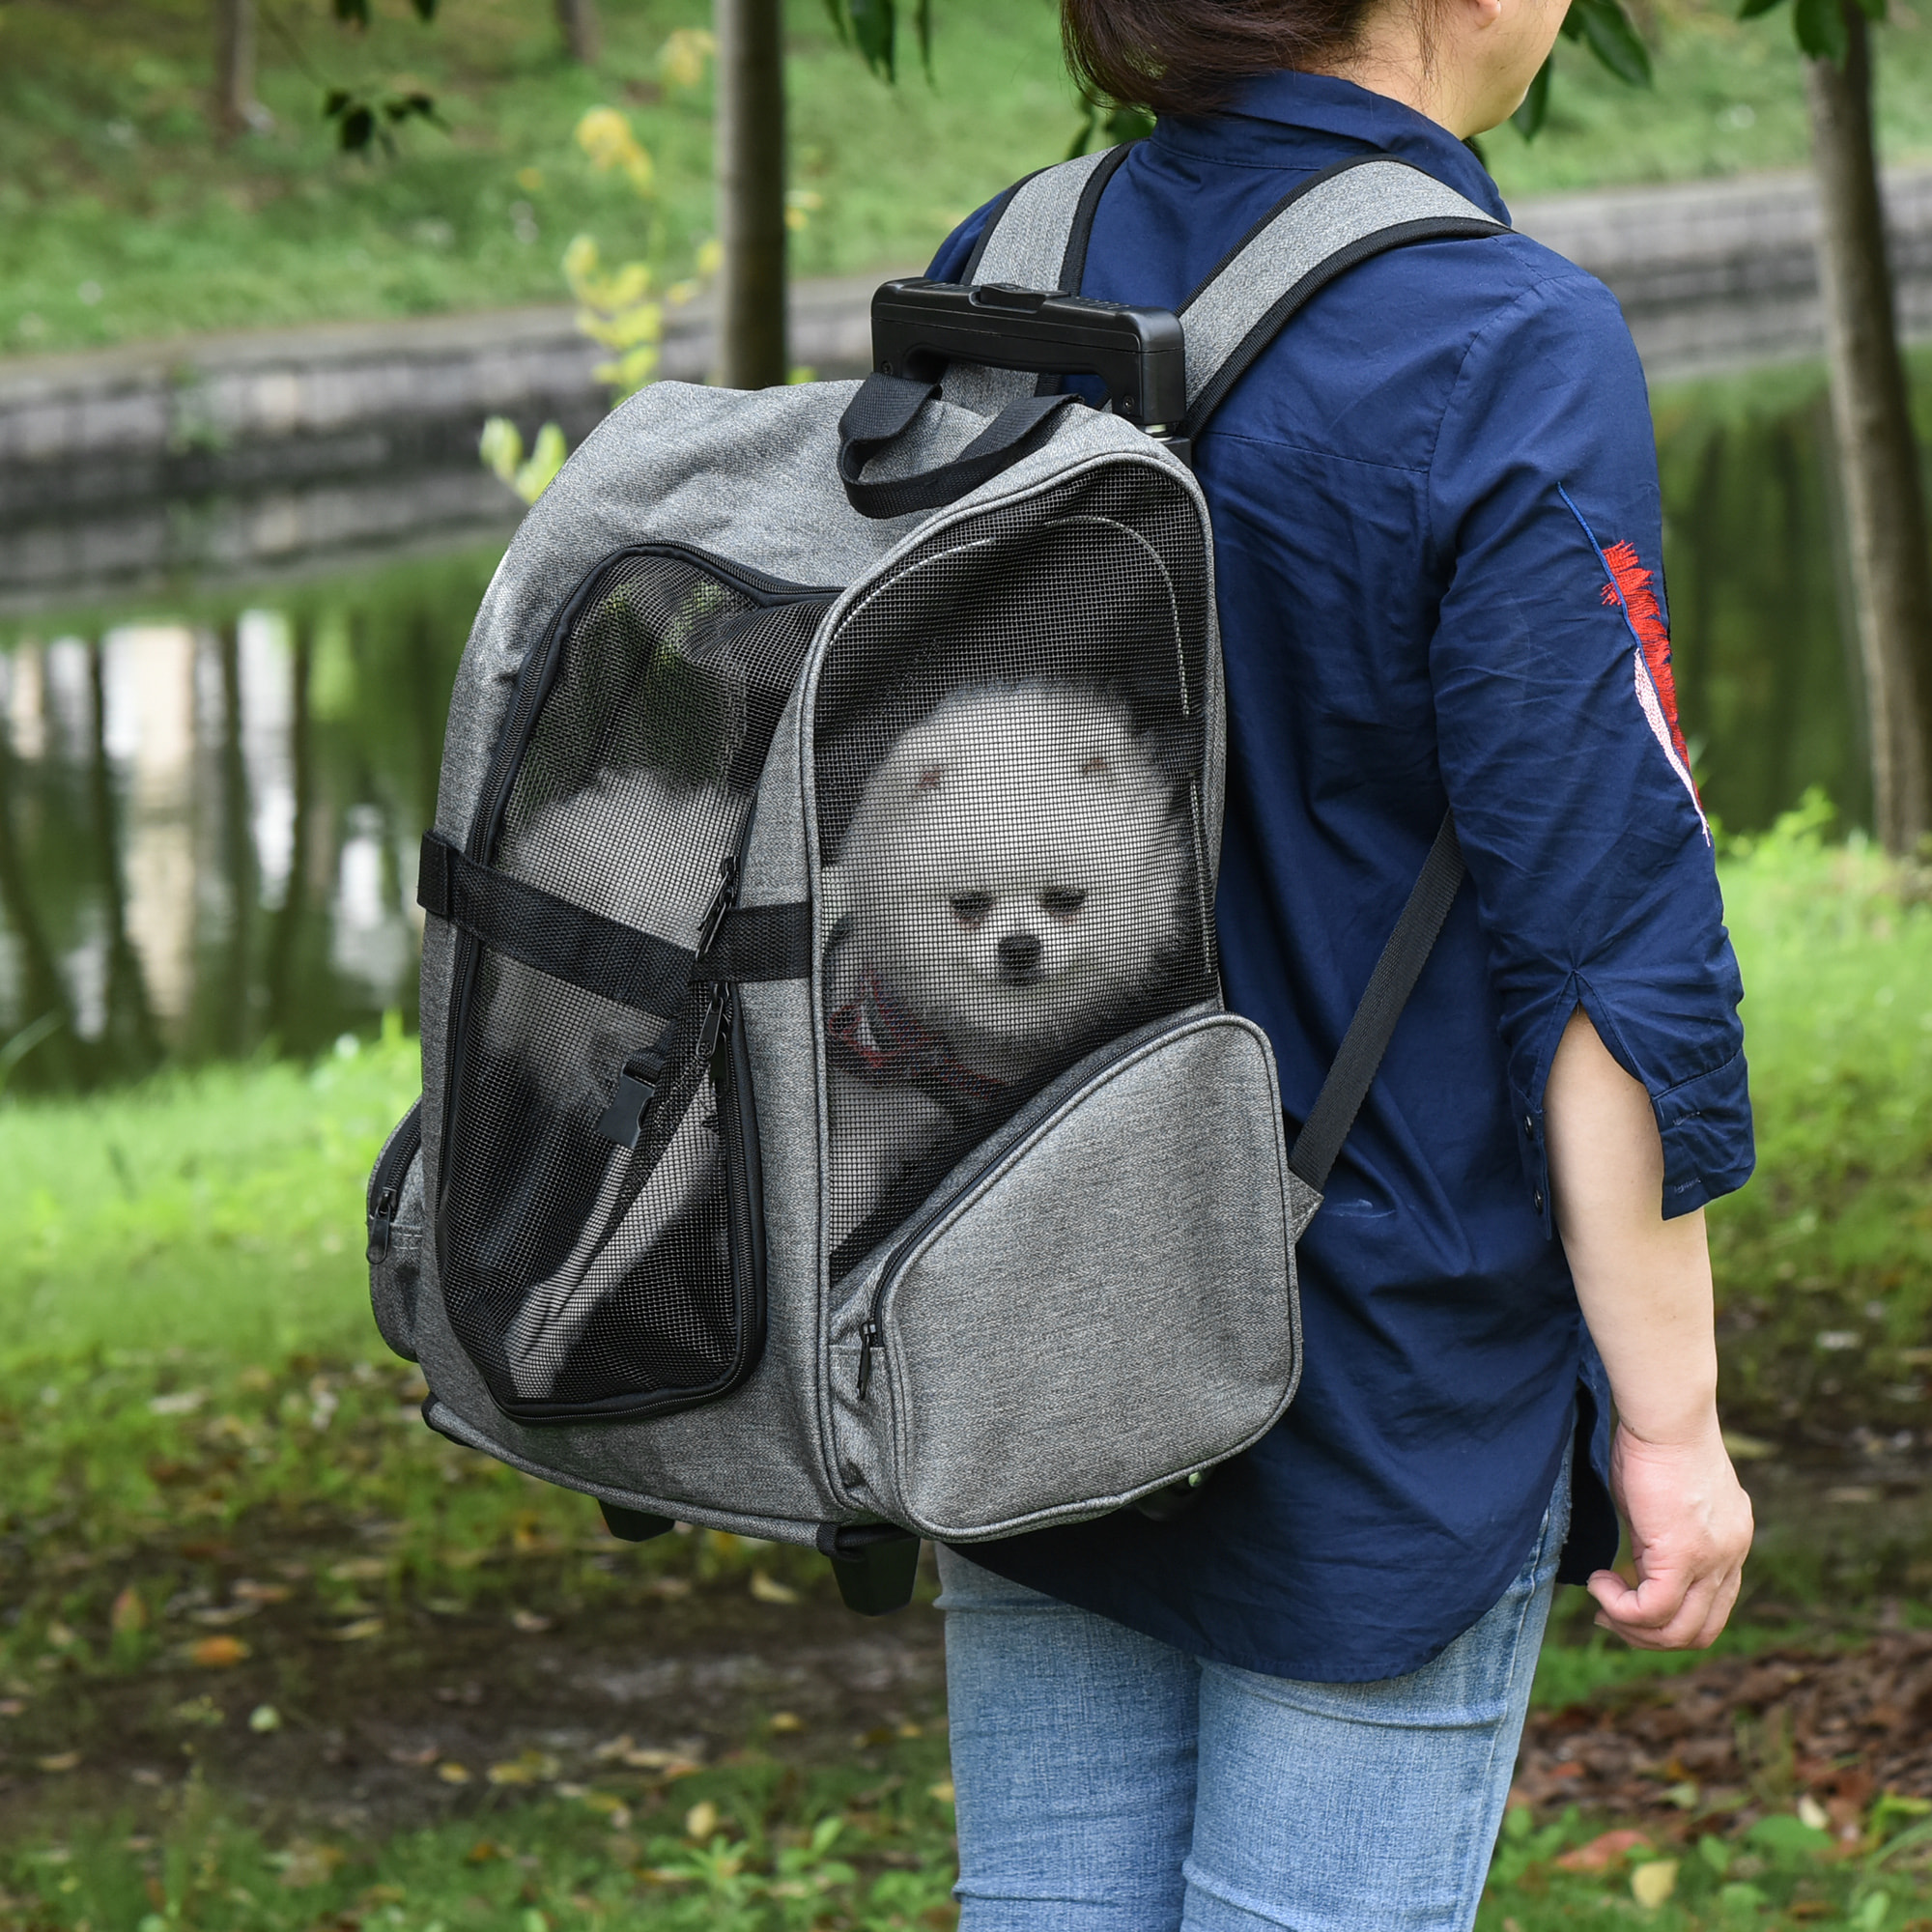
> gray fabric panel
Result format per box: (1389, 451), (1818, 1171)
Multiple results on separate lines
(367, 1132), (425, 1363)
(865, 1012), (1299, 1539)
(1179, 161), (1500, 412)
(940, 150), (1116, 421)
(432, 380), (923, 850)
(1287, 1166), (1322, 1243)
(423, 1400), (826, 1547)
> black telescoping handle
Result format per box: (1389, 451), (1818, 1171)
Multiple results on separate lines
(870, 279), (1188, 428)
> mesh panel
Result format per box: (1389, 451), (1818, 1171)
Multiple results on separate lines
(440, 549), (828, 1417)
(815, 467), (1216, 1270)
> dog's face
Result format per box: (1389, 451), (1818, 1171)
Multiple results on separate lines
(837, 683), (1190, 1076)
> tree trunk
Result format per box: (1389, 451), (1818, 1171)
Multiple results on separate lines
(555, 0), (602, 65)
(213, 0), (258, 136)
(1804, 2), (1932, 853)
(713, 0), (788, 389)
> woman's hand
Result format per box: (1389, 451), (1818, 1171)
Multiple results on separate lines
(1587, 1416), (1753, 1650)
(1545, 1008), (1756, 1651)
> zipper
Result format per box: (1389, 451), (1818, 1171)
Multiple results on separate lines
(714, 987), (767, 1358)
(366, 1099), (423, 1264)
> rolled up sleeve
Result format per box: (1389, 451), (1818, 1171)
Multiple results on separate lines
(1427, 270), (1753, 1221)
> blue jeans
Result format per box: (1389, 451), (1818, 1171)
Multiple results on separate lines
(936, 1460), (1571, 1932)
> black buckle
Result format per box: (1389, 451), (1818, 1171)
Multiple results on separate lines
(597, 1053), (665, 1149)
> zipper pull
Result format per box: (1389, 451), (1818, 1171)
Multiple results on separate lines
(697, 984), (730, 1063)
(857, 1319), (881, 1401)
(366, 1186), (398, 1264)
(696, 854), (740, 957)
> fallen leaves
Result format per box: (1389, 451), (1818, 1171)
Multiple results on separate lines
(509, 1608), (552, 1633)
(275, 1840), (345, 1889)
(35, 1751), (80, 1775)
(685, 1799), (721, 1840)
(749, 1572), (800, 1605)
(487, 1750), (560, 1786)
(1630, 1858), (1679, 1906)
(437, 1762), (472, 1784)
(109, 1588), (148, 1635)
(1515, 1632), (1932, 1824)
(330, 1617), (384, 1642)
(187, 1634), (249, 1668)
(248, 1704), (281, 1733)
(1556, 1829), (1651, 1872)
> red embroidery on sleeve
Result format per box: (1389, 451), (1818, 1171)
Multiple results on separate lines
(1599, 540), (1691, 771)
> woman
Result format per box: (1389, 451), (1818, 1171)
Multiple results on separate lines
(923, 0), (1758, 1922)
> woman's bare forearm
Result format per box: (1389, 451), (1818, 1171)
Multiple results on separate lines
(1544, 1008), (1718, 1444)
(1544, 1006), (1753, 1648)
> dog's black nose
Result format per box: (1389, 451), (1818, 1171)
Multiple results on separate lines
(998, 932), (1043, 978)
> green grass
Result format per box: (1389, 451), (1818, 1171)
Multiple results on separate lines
(0, 0), (1077, 357)
(10, 0), (1932, 356)
(0, 823), (1928, 1927)
(1702, 797), (1932, 1452)
(0, 1745), (964, 1931)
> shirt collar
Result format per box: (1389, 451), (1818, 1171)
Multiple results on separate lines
(1152, 70), (1513, 227)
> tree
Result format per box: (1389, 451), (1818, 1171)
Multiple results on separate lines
(1794, 0), (1932, 852)
(213, 0), (260, 135)
(556, 0), (602, 64)
(715, 0), (789, 386)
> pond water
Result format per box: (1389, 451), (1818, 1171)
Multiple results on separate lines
(0, 362), (1879, 1092)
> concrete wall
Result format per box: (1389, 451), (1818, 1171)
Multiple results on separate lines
(6, 165), (1932, 610)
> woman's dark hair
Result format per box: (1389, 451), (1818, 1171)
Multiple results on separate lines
(1064, 0), (1378, 115)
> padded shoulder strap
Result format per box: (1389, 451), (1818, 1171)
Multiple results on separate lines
(942, 143), (1136, 419)
(1178, 156), (1505, 439)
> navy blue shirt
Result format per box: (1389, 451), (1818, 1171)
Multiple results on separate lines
(929, 73), (1754, 1682)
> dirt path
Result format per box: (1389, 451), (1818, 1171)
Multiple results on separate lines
(2, 1577), (947, 1842)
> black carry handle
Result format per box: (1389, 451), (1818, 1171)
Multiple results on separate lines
(871, 279), (1188, 427)
(837, 372), (1084, 520)
(1289, 812), (1465, 1194)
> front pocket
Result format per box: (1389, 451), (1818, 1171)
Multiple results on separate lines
(855, 1010), (1315, 1540)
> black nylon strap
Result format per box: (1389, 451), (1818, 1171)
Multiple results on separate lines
(417, 831), (809, 1012)
(692, 901), (813, 983)
(838, 374), (1083, 520)
(1289, 813), (1465, 1194)
(1055, 140), (1136, 299)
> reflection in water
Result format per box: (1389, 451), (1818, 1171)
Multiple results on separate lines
(0, 361), (1894, 1091)
(1654, 367), (1872, 834)
(0, 550), (492, 1091)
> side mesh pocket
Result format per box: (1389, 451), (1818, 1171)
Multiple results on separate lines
(435, 546), (825, 1423)
(851, 1012), (1312, 1541)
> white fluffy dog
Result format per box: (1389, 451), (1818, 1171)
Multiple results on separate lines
(823, 679), (1193, 1254)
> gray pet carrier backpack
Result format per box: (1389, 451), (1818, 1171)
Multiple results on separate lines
(365, 149), (1500, 1613)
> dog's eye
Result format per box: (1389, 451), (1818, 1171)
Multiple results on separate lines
(1040, 887), (1088, 922)
(950, 892), (994, 928)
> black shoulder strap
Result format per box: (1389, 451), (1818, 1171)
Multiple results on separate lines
(1288, 812), (1464, 1194)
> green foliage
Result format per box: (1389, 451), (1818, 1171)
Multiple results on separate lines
(824, 0), (933, 85)
(1516, 0), (1652, 141)
(1478, 1801), (1932, 1927)
(480, 412), (568, 500)
(0, 1747), (960, 1931)
(1701, 794), (1932, 1447)
(1738, 0), (1887, 64)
